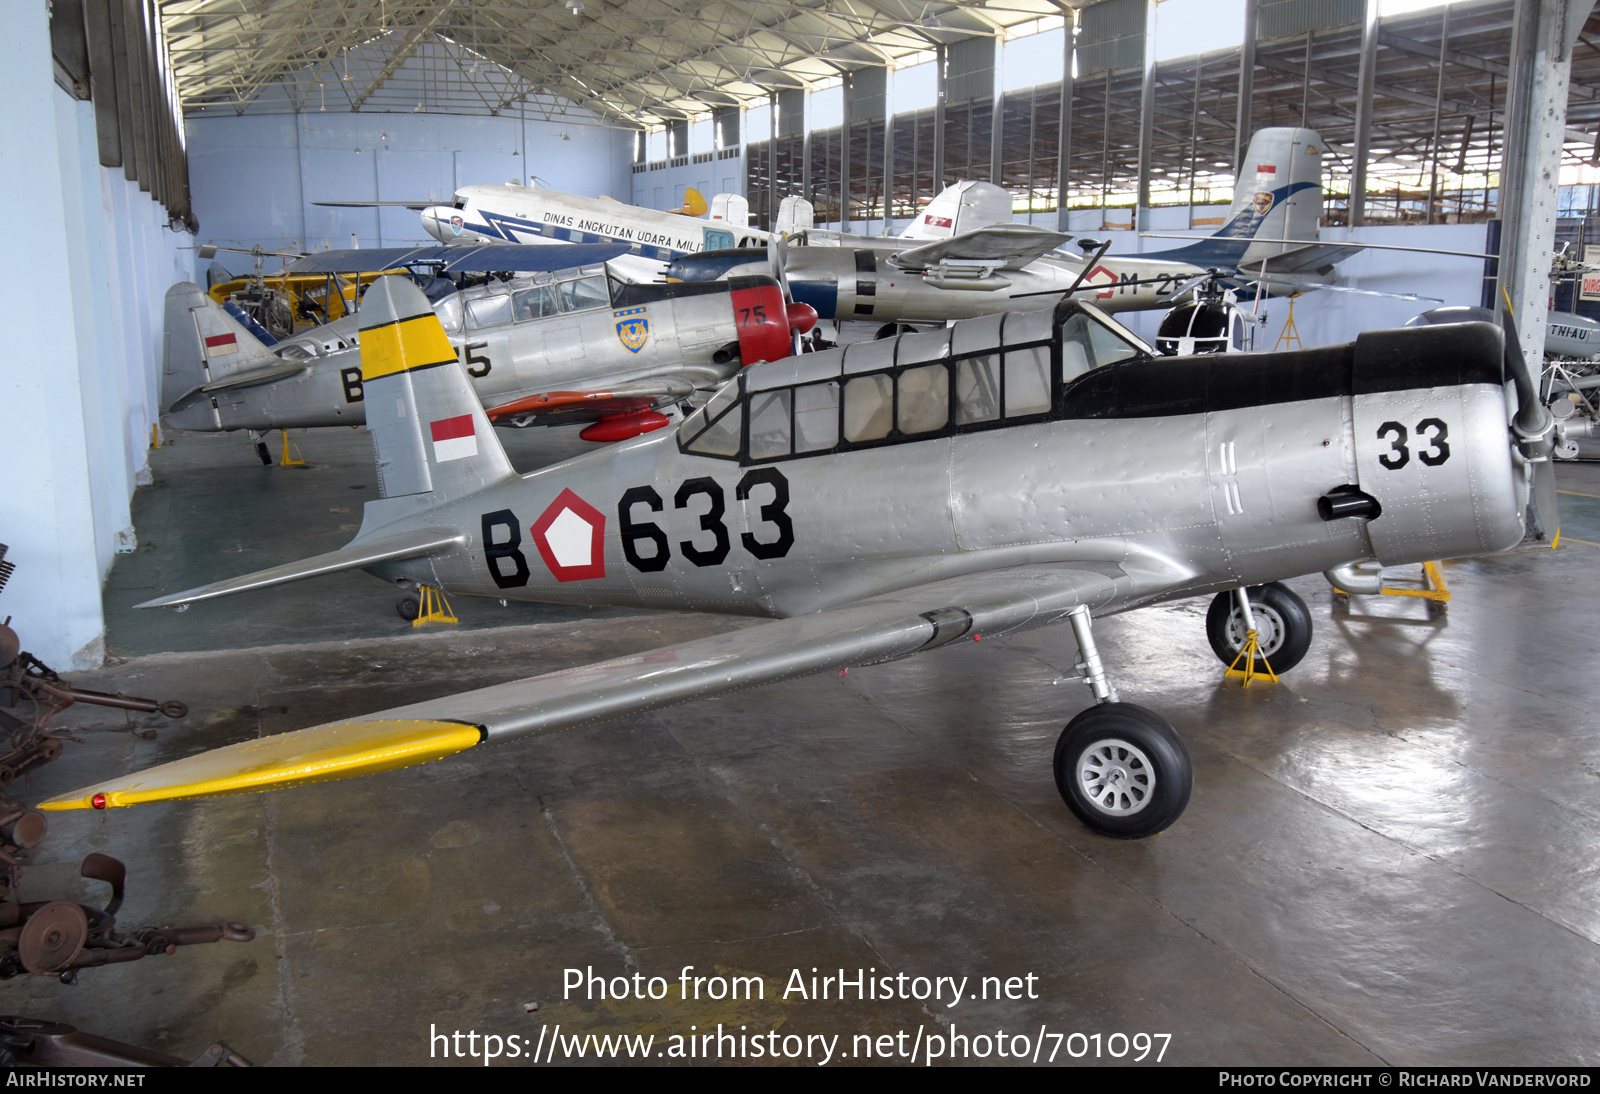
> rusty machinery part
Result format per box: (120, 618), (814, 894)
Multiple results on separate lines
(16, 902), (87, 975)
(0, 804), (45, 850)
(0, 853), (254, 983)
(0, 1016), (253, 1067)
(0, 634), (187, 791)
(0, 804), (46, 903)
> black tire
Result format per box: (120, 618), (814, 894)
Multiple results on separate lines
(1053, 703), (1192, 839)
(396, 590), (421, 622)
(1205, 582), (1312, 675)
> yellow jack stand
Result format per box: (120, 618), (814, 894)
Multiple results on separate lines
(412, 585), (459, 627)
(1225, 629), (1280, 688)
(151, 423), (161, 448)
(277, 429), (306, 467)
(1334, 561), (1450, 611)
(1273, 295), (1303, 351)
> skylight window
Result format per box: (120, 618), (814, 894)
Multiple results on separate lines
(1153, 0), (1245, 63)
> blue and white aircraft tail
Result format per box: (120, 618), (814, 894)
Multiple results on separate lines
(1151, 127), (1324, 271)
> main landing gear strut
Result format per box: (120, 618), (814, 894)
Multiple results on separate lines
(1051, 585), (1316, 839)
(1053, 606), (1193, 839)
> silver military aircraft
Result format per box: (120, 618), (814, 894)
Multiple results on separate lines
(671, 128), (1471, 331)
(42, 274), (1551, 840)
(164, 243), (816, 447)
(667, 128), (1336, 327)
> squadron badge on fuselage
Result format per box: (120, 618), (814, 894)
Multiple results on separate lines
(614, 307), (649, 354)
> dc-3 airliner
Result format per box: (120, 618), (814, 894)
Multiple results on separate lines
(42, 275), (1552, 840)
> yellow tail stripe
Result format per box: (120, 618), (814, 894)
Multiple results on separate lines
(361, 315), (458, 381)
(37, 719), (482, 810)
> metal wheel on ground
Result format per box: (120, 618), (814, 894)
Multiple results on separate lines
(1053, 703), (1193, 839)
(396, 590), (421, 622)
(1205, 582), (1312, 674)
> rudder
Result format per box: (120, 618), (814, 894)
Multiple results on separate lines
(359, 275), (516, 503)
(161, 282), (280, 430)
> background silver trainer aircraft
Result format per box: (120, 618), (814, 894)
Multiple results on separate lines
(670, 128), (1471, 331)
(163, 242), (817, 448)
(44, 274), (1544, 842)
(668, 128), (1332, 326)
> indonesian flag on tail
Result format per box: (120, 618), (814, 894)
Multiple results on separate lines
(429, 414), (478, 463)
(204, 333), (238, 357)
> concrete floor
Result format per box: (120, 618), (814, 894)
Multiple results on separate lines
(5, 427), (1600, 1066)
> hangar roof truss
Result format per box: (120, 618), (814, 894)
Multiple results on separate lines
(163, 0), (1067, 124)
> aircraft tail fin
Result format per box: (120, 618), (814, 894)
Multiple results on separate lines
(899, 181), (1015, 241)
(161, 283), (281, 427)
(776, 195), (814, 236)
(709, 192), (750, 226)
(678, 187), (709, 217)
(359, 275), (516, 504)
(1155, 128), (1325, 269)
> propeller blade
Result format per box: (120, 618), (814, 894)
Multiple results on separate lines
(1159, 273), (1209, 304)
(769, 233), (793, 302)
(1532, 458), (1562, 544)
(1240, 273), (1443, 303)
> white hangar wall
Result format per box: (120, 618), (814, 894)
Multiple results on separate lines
(185, 110), (635, 277)
(1, 1), (194, 669)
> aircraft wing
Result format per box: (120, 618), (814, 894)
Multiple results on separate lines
(132, 527), (467, 610)
(282, 243), (630, 275)
(890, 224), (1072, 272)
(312, 200), (437, 210)
(485, 379), (699, 426)
(43, 564), (1129, 810)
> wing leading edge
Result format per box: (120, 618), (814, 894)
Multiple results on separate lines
(44, 564), (1126, 811)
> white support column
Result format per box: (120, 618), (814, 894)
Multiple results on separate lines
(1500, 0), (1593, 365)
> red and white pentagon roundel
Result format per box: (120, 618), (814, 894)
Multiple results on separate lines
(529, 488), (607, 582)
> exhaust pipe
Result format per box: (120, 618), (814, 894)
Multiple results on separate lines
(1316, 485), (1382, 521)
(1324, 560), (1383, 595)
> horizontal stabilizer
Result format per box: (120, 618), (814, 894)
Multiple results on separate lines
(891, 224), (1071, 272)
(51, 565), (1124, 809)
(201, 362), (310, 392)
(133, 527), (465, 609)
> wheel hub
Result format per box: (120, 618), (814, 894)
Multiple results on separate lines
(1227, 604), (1285, 658)
(1076, 738), (1155, 816)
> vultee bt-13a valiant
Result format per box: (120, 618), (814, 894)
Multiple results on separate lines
(163, 243), (817, 446)
(46, 275), (1548, 840)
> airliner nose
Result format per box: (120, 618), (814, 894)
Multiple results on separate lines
(420, 207), (450, 242)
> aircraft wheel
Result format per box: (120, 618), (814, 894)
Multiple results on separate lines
(1053, 703), (1192, 839)
(396, 589), (421, 622)
(1205, 582), (1311, 674)
(254, 442), (271, 466)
